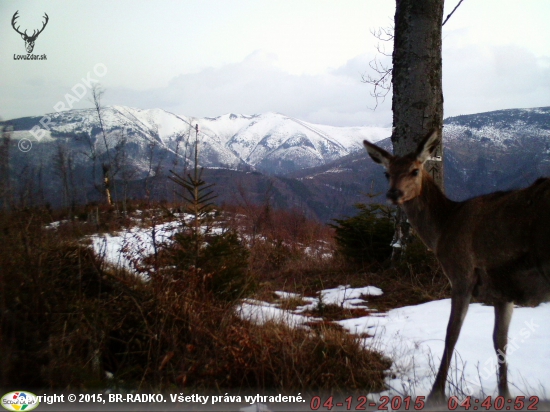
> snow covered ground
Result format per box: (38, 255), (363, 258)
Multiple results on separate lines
(238, 286), (383, 328)
(88, 221), (549, 400)
(90, 220), (181, 273)
(241, 288), (550, 400)
(340, 299), (550, 399)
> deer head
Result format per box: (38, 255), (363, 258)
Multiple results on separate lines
(363, 130), (440, 204)
(11, 11), (49, 54)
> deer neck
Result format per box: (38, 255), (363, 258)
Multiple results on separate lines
(401, 173), (455, 251)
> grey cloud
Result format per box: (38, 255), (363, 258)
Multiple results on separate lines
(4, 44), (547, 127)
(103, 51), (392, 127)
(443, 44), (550, 116)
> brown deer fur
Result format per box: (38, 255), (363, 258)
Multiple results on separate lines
(364, 131), (550, 401)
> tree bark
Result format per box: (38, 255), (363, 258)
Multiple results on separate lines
(391, 0), (444, 260)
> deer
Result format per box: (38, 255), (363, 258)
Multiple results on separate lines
(363, 130), (550, 403)
(11, 11), (49, 54)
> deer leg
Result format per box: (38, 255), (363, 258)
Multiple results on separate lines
(494, 301), (513, 398)
(428, 287), (473, 402)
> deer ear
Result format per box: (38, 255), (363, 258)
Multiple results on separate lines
(416, 130), (440, 163)
(363, 140), (393, 169)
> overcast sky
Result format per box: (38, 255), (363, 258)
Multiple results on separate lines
(1, 0), (549, 126)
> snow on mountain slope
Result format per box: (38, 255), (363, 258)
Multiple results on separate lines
(195, 111), (390, 173)
(8, 106), (390, 175)
(198, 113), (260, 144)
(444, 107), (550, 147)
(112, 106), (193, 144)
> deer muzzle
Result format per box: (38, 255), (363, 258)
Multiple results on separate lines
(386, 188), (404, 204)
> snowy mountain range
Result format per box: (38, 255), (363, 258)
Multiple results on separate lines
(444, 107), (550, 198)
(289, 106), (550, 219)
(5, 106), (390, 175)
(3, 106), (550, 221)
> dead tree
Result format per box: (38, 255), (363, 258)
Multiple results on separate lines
(91, 84), (115, 206)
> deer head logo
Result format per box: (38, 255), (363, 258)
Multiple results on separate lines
(11, 11), (49, 54)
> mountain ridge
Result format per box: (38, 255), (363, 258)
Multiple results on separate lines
(2, 106), (549, 221)
(4, 106), (390, 176)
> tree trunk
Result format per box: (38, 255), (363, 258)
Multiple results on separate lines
(391, 0), (444, 260)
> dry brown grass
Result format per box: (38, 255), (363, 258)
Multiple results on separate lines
(359, 239), (451, 312)
(0, 205), (392, 393)
(218, 320), (390, 392)
(275, 294), (310, 311)
(231, 204), (450, 314)
(0, 198), (451, 393)
(303, 304), (372, 322)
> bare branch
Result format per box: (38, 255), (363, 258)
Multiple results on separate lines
(370, 25), (394, 57)
(364, 0), (463, 112)
(362, 56), (392, 110)
(370, 26), (394, 42)
(364, 24), (395, 109)
(374, 41), (392, 58)
(442, 0), (465, 26)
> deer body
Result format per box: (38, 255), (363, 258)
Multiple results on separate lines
(364, 132), (550, 401)
(406, 170), (550, 305)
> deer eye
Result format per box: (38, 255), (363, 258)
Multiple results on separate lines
(411, 169), (419, 177)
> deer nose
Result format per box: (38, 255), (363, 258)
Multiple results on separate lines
(386, 188), (403, 203)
